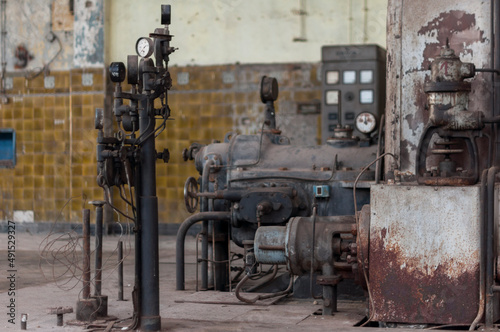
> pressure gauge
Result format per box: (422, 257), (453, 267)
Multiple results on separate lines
(355, 112), (377, 134)
(109, 62), (126, 83)
(136, 37), (154, 58)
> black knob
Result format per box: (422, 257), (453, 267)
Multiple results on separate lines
(157, 148), (170, 163)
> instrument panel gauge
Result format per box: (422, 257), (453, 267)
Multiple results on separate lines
(355, 112), (377, 134)
(136, 37), (154, 58)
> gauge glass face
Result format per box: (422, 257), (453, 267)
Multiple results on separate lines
(136, 38), (152, 58)
(356, 112), (376, 133)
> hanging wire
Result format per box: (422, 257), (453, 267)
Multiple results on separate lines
(353, 152), (397, 326)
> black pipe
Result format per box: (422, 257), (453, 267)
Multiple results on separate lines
(132, 155), (142, 329)
(486, 167), (498, 327)
(176, 212), (231, 291)
(82, 209), (91, 299)
(118, 240), (124, 301)
(139, 96), (161, 331)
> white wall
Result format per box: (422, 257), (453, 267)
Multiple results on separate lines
(106, 0), (388, 66)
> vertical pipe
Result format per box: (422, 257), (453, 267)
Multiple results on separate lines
(494, 0), (500, 164)
(139, 96), (161, 331)
(471, 169), (489, 330)
(486, 167), (498, 327)
(176, 212), (232, 290)
(201, 160), (214, 290)
(322, 263), (337, 316)
(92, 202), (105, 296)
(118, 240), (124, 301)
(133, 158), (142, 324)
(82, 209), (91, 299)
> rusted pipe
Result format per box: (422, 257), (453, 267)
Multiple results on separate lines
(375, 114), (385, 184)
(470, 169), (488, 331)
(176, 211), (231, 290)
(82, 209), (91, 299)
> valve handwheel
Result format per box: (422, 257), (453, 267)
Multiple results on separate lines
(184, 177), (199, 213)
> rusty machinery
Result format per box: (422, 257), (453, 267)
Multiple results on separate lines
(94, 5), (175, 331)
(176, 73), (381, 311)
(175, 16), (500, 332)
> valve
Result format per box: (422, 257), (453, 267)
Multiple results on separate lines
(157, 148), (170, 163)
(183, 177), (199, 213)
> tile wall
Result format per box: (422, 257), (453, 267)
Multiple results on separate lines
(0, 63), (321, 225)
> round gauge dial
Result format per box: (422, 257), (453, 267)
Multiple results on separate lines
(355, 112), (377, 134)
(136, 37), (154, 58)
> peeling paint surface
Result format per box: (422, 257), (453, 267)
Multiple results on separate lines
(73, 0), (104, 68)
(3, 0), (74, 71)
(386, 1), (492, 173)
(369, 184), (481, 324)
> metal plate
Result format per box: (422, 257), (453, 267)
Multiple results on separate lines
(369, 184), (480, 324)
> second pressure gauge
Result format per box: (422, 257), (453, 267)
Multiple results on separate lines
(136, 37), (154, 58)
(355, 112), (377, 134)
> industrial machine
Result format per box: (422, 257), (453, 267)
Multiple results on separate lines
(94, 5), (176, 331)
(97, 2), (500, 331)
(176, 70), (383, 313)
(175, 2), (500, 330)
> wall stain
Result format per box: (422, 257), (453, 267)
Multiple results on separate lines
(417, 11), (486, 70)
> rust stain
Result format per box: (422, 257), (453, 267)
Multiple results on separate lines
(370, 236), (479, 324)
(380, 227), (387, 240)
(408, 79), (429, 128)
(418, 11), (486, 70)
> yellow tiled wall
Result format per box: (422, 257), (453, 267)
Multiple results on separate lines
(0, 63), (321, 225)
(0, 68), (105, 222)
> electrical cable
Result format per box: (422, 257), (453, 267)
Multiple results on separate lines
(104, 186), (135, 222)
(25, 29), (63, 80)
(235, 272), (293, 304)
(353, 152), (396, 327)
(309, 204), (322, 299)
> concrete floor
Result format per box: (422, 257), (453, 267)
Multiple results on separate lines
(0, 232), (478, 331)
